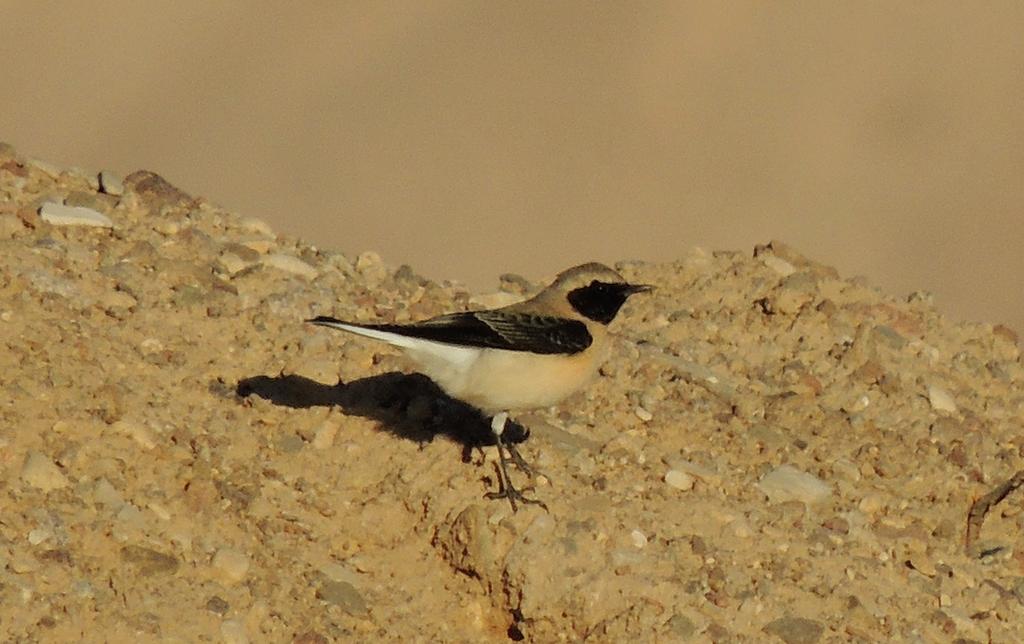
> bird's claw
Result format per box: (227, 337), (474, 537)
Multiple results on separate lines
(485, 484), (548, 512)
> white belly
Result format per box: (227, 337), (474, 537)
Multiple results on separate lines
(404, 344), (603, 413)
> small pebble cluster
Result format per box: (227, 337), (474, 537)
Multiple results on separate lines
(1, 143), (1023, 642)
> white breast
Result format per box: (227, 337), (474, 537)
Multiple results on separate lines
(410, 345), (603, 413)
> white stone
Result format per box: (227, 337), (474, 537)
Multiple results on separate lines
(28, 157), (62, 178)
(40, 202), (113, 228)
(21, 452), (69, 491)
(634, 406), (653, 422)
(217, 252), (252, 276)
(154, 219), (180, 236)
(664, 469), (695, 491)
(220, 619), (250, 644)
(355, 250), (383, 272)
(262, 253), (318, 279)
(148, 502), (171, 521)
(928, 385), (957, 413)
(115, 503), (145, 530)
(629, 529), (648, 548)
(857, 492), (889, 515)
(666, 459), (721, 486)
(312, 421), (338, 450)
(139, 338), (164, 354)
(757, 465), (832, 505)
(99, 170), (124, 196)
(212, 548), (250, 584)
(355, 250), (388, 282)
(238, 216), (274, 237)
(93, 477), (125, 509)
(728, 519), (755, 539)
(762, 255), (796, 276)
(112, 420), (157, 450)
(240, 238), (273, 254)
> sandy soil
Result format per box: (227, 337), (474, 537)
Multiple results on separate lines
(2, 146), (1024, 642)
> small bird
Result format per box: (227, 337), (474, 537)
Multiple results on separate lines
(308, 262), (651, 510)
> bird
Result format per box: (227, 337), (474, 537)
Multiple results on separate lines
(307, 262), (652, 510)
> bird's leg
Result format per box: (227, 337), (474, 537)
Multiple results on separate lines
(504, 441), (536, 477)
(501, 418), (553, 484)
(485, 412), (547, 512)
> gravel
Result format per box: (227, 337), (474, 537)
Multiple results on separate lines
(2, 144), (1023, 641)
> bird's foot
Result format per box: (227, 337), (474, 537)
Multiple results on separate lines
(487, 413), (548, 512)
(485, 480), (548, 513)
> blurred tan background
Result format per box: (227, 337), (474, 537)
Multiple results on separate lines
(2, 2), (1022, 331)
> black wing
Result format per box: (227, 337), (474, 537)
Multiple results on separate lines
(363, 311), (592, 355)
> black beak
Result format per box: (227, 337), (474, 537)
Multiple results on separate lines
(624, 283), (654, 295)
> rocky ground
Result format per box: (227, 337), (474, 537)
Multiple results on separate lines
(1, 143), (1023, 643)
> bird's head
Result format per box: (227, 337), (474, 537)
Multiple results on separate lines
(551, 263), (653, 325)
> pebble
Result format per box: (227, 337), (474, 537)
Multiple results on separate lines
(21, 451), (70, 491)
(238, 216), (275, 237)
(112, 420), (157, 450)
(120, 545), (179, 576)
(28, 157), (62, 178)
(634, 406), (653, 422)
(206, 596), (230, 615)
(610, 548), (644, 569)
(319, 562), (360, 585)
(10, 552), (40, 573)
(727, 518), (755, 539)
(762, 616), (824, 644)
(928, 385), (957, 413)
(39, 202), (113, 228)
(27, 527), (53, 546)
(115, 504), (146, 531)
(666, 459), (722, 486)
(355, 250), (388, 282)
(907, 551), (937, 577)
(154, 219), (180, 236)
(220, 619), (250, 644)
(65, 191), (110, 212)
(217, 251), (253, 276)
(93, 477), (125, 509)
(757, 465), (832, 505)
(763, 255), (797, 277)
(316, 580), (368, 615)
(312, 421), (339, 450)
(629, 529), (648, 548)
(666, 613), (698, 639)
(98, 290), (138, 311)
(212, 548), (250, 584)
(148, 502), (171, 521)
(276, 434), (304, 454)
(857, 493), (889, 516)
(664, 469), (696, 491)
(240, 238), (274, 254)
(98, 170), (125, 196)
(261, 253), (318, 279)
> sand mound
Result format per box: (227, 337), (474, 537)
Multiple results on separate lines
(2, 145), (1022, 642)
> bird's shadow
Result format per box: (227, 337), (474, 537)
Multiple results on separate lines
(235, 371), (528, 454)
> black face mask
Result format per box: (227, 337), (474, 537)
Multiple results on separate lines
(567, 280), (651, 324)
